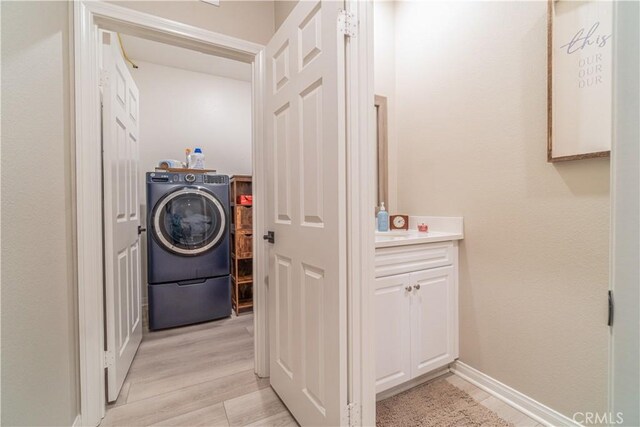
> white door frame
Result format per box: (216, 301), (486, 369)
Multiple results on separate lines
(608, 1), (640, 424)
(344, 1), (376, 425)
(73, 2), (268, 425)
(74, 1), (376, 426)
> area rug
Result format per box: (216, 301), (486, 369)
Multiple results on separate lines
(376, 378), (513, 427)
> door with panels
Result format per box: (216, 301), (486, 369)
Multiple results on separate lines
(101, 30), (143, 402)
(374, 273), (412, 392)
(264, 1), (348, 425)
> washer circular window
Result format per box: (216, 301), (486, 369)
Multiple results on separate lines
(152, 188), (226, 255)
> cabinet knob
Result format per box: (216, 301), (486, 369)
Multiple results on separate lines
(414, 284), (421, 290)
(405, 286), (412, 292)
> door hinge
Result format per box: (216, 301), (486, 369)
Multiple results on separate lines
(608, 290), (614, 326)
(99, 69), (109, 88)
(346, 402), (361, 426)
(338, 9), (358, 38)
(103, 350), (115, 369)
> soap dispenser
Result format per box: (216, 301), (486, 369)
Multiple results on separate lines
(377, 202), (389, 232)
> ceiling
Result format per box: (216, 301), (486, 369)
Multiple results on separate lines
(119, 34), (252, 82)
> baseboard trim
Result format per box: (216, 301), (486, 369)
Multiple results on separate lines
(376, 367), (451, 402)
(72, 414), (82, 427)
(451, 361), (580, 427)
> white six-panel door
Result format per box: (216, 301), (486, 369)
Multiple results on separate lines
(101, 31), (143, 402)
(265, 1), (347, 425)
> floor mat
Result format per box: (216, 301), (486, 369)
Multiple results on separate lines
(377, 378), (513, 427)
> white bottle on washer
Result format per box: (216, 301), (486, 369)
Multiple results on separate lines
(188, 148), (206, 169)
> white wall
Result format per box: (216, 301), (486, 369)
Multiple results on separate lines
(109, 0), (275, 44)
(110, 1), (275, 45)
(392, 1), (610, 419)
(1, 2), (80, 425)
(131, 60), (252, 306)
(132, 60), (252, 184)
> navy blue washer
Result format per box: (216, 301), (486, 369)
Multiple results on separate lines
(146, 172), (232, 330)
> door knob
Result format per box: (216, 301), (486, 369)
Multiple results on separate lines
(405, 286), (412, 292)
(414, 284), (421, 290)
(138, 226), (146, 235)
(263, 231), (275, 243)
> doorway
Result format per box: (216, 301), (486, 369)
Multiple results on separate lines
(75, 2), (374, 426)
(75, 3), (270, 424)
(95, 23), (282, 425)
(98, 29), (279, 425)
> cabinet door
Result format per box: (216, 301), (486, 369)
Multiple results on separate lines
(410, 266), (456, 378)
(375, 273), (412, 393)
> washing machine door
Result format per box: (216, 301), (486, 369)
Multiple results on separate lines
(152, 187), (226, 256)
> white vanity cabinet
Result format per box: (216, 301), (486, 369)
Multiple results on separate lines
(374, 241), (459, 394)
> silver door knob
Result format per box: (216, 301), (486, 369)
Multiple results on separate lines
(405, 286), (412, 292)
(414, 284), (421, 290)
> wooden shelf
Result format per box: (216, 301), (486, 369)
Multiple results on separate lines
(237, 300), (253, 310)
(232, 275), (253, 285)
(231, 228), (252, 235)
(230, 175), (253, 315)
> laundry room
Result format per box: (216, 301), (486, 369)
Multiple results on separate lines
(117, 33), (255, 328)
(98, 28), (266, 418)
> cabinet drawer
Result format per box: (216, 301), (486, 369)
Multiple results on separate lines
(375, 242), (454, 278)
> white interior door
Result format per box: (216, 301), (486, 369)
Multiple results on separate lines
(265, 1), (348, 425)
(101, 31), (143, 402)
(410, 267), (455, 378)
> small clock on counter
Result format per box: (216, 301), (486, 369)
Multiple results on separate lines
(390, 214), (409, 230)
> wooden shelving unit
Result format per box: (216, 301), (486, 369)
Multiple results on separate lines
(230, 175), (253, 314)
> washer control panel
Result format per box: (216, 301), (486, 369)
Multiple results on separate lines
(147, 172), (228, 185)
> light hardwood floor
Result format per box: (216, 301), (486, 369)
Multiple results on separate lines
(104, 313), (540, 427)
(101, 313), (297, 427)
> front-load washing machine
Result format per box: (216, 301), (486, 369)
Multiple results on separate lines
(146, 171), (231, 330)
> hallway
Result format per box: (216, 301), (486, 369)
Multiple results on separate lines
(101, 314), (297, 426)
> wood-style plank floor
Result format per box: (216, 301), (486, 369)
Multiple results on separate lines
(104, 313), (540, 427)
(101, 313), (297, 427)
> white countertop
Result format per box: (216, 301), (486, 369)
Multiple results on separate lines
(375, 216), (464, 248)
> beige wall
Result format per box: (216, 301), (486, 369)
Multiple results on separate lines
(1, 1), (80, 425)
(274, 0), (298, 30)
(374, 0), (398, 212)
(110, 1), (275, 45)
(393, 1), (610, 418)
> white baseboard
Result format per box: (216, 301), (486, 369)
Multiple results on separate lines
(451, 361), (580, 427)
(72, 414), (82, 427)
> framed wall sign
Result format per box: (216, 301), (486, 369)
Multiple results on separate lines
(547, 0), (613, 162)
